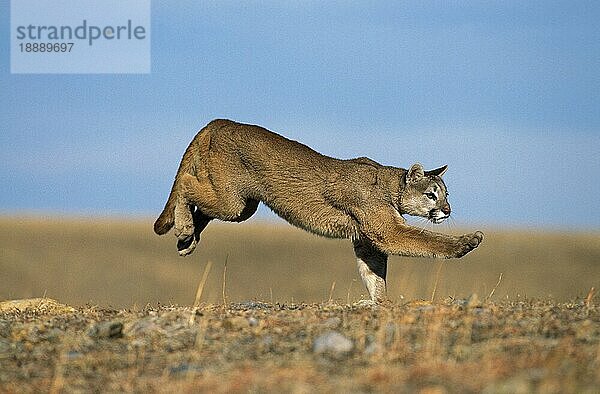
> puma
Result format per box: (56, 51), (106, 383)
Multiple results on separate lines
(154, 119), (483, 303)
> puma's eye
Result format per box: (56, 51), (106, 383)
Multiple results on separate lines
(425, 192), (437, 201)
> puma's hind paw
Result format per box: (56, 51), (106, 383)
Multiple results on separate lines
(177, 234), (197, 256)
(452, 231), (484, 258)
(174, 208), (195, 256)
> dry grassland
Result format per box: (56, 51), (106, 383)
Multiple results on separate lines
(0, 297), (598, 393)
(0, 217), (597, 306)
(0, 217), (598, 392)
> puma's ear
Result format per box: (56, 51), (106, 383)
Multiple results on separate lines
(425, 165), (448, 177)
(407, 163), (425, 184)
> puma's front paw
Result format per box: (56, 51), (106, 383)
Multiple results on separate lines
(452, 231), (484, 258)
(466, 231), (484, 248)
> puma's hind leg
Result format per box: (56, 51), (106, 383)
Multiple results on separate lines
(173, 195), (212, 256)
(353, 238), (388, 304)
(176, 207), (212, 256)
(174, 173), (259, 256)
(180, 173), (258, 222)
(173, 195), (194, 247)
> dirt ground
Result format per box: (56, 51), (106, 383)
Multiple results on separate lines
(1, 218), (598, 392)
(0, 297), (598, 393)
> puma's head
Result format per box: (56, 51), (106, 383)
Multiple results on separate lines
(400, 163), (451, 224)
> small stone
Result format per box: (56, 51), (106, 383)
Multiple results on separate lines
(467, 294), (481, 308)
(452, 294), (482, 308)
(0, 321), (11, 338)
(364, 341), (380, 356)
(313, 331), (354, 357)
(88, 321), (123, 339)
(322, 317), (341, 329)
(0, 338), (11, 354)
(128, 339), (147, 349)
(231, 301), (271, 310)
(223, 316), (248, 330)
(169, 363), (203, 375)
(124, 317), (161, 337)
(44, 328), (63, 342)
(169, 364), (190, 375)
(353, 299), (378, 308)
(262, 335), (274, 347)
(384, 323), (396, 346)
(67, 351), (82, 359)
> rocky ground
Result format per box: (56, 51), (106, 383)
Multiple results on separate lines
(0, 297), (598, 393)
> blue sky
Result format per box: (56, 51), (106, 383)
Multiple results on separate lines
(1, 1), (599, 229)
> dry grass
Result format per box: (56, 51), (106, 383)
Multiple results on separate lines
(0, 216), (598, 392)
(0, 298), (598, 393)
(0, 216), (598, 306)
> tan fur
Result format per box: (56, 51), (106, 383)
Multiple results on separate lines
(155, 119), (484, 303)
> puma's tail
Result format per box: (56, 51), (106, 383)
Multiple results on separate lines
(153, 140), (197, 235)
(153, 187), (177, 235)
(153, 170), (181, 235)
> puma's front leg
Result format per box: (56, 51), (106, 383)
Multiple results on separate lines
(374, 226), (483, 258)
(353, 238), (388, 303)
(357, 206), (483, 258)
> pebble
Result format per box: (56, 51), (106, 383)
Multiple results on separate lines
(364, 336), (380, 356)
(223, 316), (249, 330)
(466, 294), (482, 308)
(384, 323), (396, 346)
(313, 331), (353, 357)
(125, 317), (162, 337)
(322, 317), (341, 329)
(231, 301), (271, 310)
(451, 294), (483, 309)
(0, 339), (11, 354)
(87, 321), (123, 339)
(169, 363), (203, 375)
